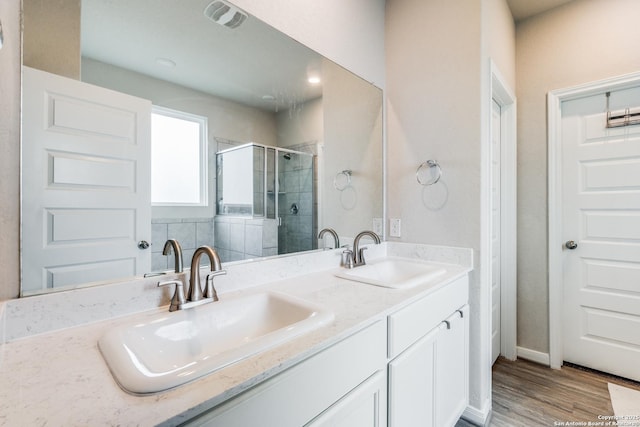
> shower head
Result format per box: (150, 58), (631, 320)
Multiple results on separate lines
(283, 153), (291, 160)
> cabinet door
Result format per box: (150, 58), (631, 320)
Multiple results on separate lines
(388, 324), (445, 427)
(435, 305), (469, 427)
(306, 370), (387, 427)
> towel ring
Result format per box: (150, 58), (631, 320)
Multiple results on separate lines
(416, 160), (442, 186)
(334, 170), (352, 191)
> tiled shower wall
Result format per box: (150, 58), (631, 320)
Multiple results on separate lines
(151, 218), (214, 271)
(278, 142), (318, 255)
(214, 216), (278, 262)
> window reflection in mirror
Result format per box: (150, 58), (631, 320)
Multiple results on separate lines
(151, 106), (208, 206)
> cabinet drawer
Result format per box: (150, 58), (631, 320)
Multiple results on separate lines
(387, 275), (468, 358)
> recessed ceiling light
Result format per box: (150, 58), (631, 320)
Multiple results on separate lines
(156, 57), (176, 68)
(308, 76), (321, 85)
(262, 95), (276, 101)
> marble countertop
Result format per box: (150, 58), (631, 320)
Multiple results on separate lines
(0, 244), (472, 426)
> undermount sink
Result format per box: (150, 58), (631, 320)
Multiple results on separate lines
(98, 292), (334, 395)
(335, 257), (447, 289)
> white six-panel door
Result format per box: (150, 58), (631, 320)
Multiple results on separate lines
(22, 66), (152, 294)
(561, 85), (640, 380)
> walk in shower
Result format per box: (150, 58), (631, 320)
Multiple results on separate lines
(215, 143), (316, 261)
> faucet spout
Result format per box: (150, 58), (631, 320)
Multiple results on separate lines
(162, 239), (184, 273)
(352, 230), (381, 266)
(318, 228), (340, 249)
(188, 246), (222, 302)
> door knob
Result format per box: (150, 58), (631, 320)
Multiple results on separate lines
(565, 240), (578, 250)
(137, 240), (150, 250)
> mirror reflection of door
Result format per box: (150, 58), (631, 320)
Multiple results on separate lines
(21, 67), (152, 294)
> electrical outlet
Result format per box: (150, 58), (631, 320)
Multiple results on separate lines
(372, 218), (383, 235)
(389, 218), (401, 237)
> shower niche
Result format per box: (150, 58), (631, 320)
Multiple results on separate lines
(215, 143), (316, 262)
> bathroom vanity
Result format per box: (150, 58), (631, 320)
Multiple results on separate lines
(0, 243), (471, 426)
(185, 275), (468, 427)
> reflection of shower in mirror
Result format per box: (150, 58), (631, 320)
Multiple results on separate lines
(215, 143), (317, 261)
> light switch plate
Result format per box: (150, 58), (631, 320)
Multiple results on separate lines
(389, 218), (401, 237)
(372, 218), (383, 235)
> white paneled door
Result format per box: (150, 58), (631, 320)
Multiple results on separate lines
(22, 66), (152, 293)
(561, 85), (640, 380)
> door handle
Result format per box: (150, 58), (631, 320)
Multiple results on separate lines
(565, 240), (578, 250)
(137, 240), (150, 250)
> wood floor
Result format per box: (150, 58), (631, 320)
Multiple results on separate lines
(456, 357), (640, 426)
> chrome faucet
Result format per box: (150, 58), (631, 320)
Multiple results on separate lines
(162, 239), (183, 273)
(318, 228), (340, 249)
(352, 230), (381, 267)
(158, 245), (226, 311)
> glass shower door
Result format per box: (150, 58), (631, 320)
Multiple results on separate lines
(277, 150), (315, 255)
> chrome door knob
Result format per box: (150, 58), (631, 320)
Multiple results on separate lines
(137, 240), (150, 250)
(565, 240), (578, 250)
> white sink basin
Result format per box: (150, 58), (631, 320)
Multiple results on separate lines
(98, 292), (334, 394)
(335, 257), (447, 289)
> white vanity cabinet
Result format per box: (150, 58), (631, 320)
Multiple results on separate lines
(183, 320), (387, 427)
(387, 276), (469, 427)
(181, 274), (469, 427)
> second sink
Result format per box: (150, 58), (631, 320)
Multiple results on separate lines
(98, 292), (334, 394)
(335, 257), (447, 289)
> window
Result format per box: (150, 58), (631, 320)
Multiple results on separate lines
(151, 106), (208, 206)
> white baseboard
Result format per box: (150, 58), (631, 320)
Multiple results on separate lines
(517, 346), (550, 366)
(462, 403), (492, 426)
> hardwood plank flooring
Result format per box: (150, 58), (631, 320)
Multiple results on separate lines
(456, 357), (640, 426)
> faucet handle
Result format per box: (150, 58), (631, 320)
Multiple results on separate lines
(158, 280), (186, 312)
(341, 248), (355, 269)
(358, 247), (369, 265)
(204, 270), (227, 301)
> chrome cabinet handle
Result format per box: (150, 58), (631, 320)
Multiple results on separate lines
(565, 240), (578, 250)
(137, 240), (150, 250)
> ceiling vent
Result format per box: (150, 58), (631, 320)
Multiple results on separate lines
(204, 1), (248, 29)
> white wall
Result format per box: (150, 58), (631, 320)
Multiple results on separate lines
(386, 0), (485, 414)
(276, 97), (323, 149)
(516, 0), (640, 354)
(386, 0), (515, 421)
(322, 59), (384, 240)
(230, 0), (385, 88)
(487, 0), (516, 90)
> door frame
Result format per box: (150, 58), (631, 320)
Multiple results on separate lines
(547, 71), (640, 369)
(490, 61), (518, 361)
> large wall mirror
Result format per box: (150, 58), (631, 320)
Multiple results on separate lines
(20, 0), (383, 296)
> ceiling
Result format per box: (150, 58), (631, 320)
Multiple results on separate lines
(81, 0), (324, 111)
(506, 0), (575, 21)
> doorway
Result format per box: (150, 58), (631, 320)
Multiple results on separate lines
(548, 72), (640, 379)
(489, 63), (518, 364)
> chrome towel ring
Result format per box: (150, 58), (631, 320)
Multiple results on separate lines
(416, 160), (442, 186)
(334, 170), (352, 191)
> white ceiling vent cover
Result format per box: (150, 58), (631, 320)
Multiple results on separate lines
(204, 1), (248, 29)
